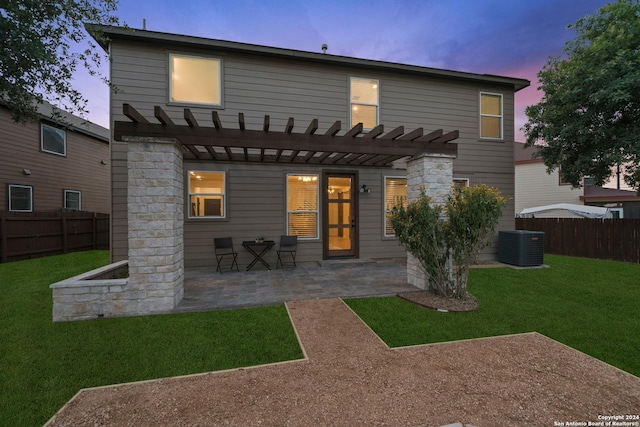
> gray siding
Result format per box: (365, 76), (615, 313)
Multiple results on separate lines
(109, 38), (517, 265)
(182, 161), (406, 268)
(0, 107), (110, 214)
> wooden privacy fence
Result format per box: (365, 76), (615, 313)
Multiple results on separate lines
(0, 211), (109, 263)
(516, 218), (640, 263)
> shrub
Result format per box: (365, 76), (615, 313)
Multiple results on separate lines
(390, 184), (506, 298)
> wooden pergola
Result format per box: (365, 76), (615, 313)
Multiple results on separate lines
(114, 104), (458, 167)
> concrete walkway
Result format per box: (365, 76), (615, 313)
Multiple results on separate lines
(175, 258), (418, 312)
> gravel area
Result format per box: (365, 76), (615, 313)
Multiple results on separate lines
(46, 298), (640, 426)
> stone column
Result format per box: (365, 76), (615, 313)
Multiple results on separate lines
(406, 152), (456, 289)
(126, 140), (184, 315)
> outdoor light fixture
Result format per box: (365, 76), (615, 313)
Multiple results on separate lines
(360, 184), (370, 194)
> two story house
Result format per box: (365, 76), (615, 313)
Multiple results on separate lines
(96, 25), (528, 267)
(0, 102), (110, 214)
(52, 25), (528, 320)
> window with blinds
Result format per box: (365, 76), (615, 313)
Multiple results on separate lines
(384, 177), (407, 236)
(480, 92), (503, 139)
(287, 174), (319, 239)
(64, 190), (81, 210)
(350, 77), (379, 129)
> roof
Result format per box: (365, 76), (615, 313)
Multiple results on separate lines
(581, 185), (640, 202)
(89, 25), (530, 92)
(37, 102), (109, 143)
(514, 142), (542, 164)
(1, 101), (109, 143)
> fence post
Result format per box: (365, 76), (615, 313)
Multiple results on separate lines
(61, 214), (68, 254)
(0, 215), (6, 263)
(92, 213), (97, 250)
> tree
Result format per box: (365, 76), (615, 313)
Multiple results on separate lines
(390, 184), (506, 299)
(0, 0), (119, 123)
(523, 0), (640, 191)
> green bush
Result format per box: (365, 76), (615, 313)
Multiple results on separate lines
(391, 184), (506, 298)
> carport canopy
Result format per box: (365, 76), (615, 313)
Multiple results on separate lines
(114, 104), (459, 167)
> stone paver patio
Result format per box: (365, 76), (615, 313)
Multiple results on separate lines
(175, 258), (418, 312)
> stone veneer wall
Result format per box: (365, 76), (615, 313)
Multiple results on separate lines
(50, 140), (184, 321)
(406, 152), (456, 290)
(127, 140), (184, 314)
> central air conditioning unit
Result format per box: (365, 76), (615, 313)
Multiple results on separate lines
(498, 230), (544, 267)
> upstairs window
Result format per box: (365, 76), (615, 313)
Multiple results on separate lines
(8, 184), (33, 212)
(480, 92), (503, 139)
(41, 124), (66, 156)
(64, 190), (81, 210)
(170, 54), (222, 106)
(350, 77), (379, 129)
(287, 175), (319, 239)
(188, 171), (225, 218)
(384, 177), (407, 236)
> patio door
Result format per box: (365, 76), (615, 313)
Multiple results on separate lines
(323, 172), (358, 258)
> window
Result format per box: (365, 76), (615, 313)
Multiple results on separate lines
(558, 166), (572, 185)
(350, 77), (379, 129)
(610, 207), (624, 219)
(64, 190), (81, 210)
(188, 171), (225, 218)
(170, 54), (222, 105)
(480, 92), (503, 139)
(453, 178), (470, 190)
(384, 177), (407, 236)
(8, 185), (33, 212)
(41, 123), (66, 156)
(287, 174), (319, 239)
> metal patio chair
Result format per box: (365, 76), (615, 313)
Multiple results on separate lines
(214, 237), (239, 273)
(276, 235), (297, 269)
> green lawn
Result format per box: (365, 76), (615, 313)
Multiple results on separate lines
(2, 252), (638, 425)
(0, 251), (303, 426)
(345, 254), (640, 378)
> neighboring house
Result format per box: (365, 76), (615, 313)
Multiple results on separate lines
(581, 186), (640, 218)
(514, 143), (640, 218)
(96, 25), (529, 268)
(0, 103), (110, 214)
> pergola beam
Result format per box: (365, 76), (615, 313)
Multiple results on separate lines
(154, 106), (174, 126)
(325, 121), (341, 136)
(115, 122), (456, 157)
(211, 111), (222, 129)
(382, 126), (404, 140)
(416, 129), (443, 142)
(344, 123), (363, 138)
(123, 104), (149, 124)
(184, 109), (198, 127)
(114, 105), (459, 167)
(285, 117), (294, 134)
(364, 124), (384, 139)
(398, 127), (423, 141)
(305, 118), (318, 135)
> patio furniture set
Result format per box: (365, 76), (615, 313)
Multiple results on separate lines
(214, 235), (298, 272)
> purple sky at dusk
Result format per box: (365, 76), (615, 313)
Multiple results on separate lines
(77, 0), (612, 142)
